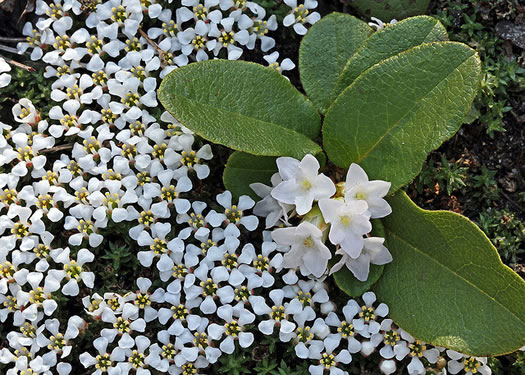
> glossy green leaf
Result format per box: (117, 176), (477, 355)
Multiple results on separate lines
(299, 12), (372, 114)
(350, 0), (431, 21)
(374, 191), (525, 356)
(323, 42), (481, 192)
(333, 219), (386, 296)
(332, 16), (448, 101)
(223, 151), (277, 200)
(158, 60), (321, 159)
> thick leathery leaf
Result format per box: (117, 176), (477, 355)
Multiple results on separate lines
(350, 0), (431, 21)
(374, 191), (525, 356)
(323, 42), (481, 192)
(158, 60), (321, 159)
(299, 12), (372, 114)
(223, 151), (277, 200)
(331, 16), (448, 101)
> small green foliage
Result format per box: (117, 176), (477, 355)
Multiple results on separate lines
(217, 353), (251, 375)
(469, 165), (500, 202)
(476, 208), (525, 264)
(100, 241), (134, 274)
(254, 358), (279, 375)
(0, 67), (52, 121)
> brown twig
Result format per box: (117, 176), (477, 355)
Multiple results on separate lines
(138, 27), (168, 67)
(41, 144), (74, 154)
(0, 55), (35, 72)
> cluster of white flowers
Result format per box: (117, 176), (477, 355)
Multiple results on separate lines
(252, 154), (393, 282)
(0, 0), (491, 374)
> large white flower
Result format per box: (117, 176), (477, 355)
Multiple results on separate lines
(344, 163), (392, 219)
(319, 198), (371, 258)
(330, 237), (392, 282)
(272, 154), (335, 215)
(272, 221), (331, 278)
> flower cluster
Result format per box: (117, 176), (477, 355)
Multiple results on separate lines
(0, 1), (492, 374)
(252, 154), (393, 281)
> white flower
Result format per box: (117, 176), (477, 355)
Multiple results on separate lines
(319, 197), (371, 258)
(208, 304), (255, 354)
(354, 292), (389, 338)
(368, 17), (398, 31)
(250, 172), (294, 228)
(446, 350), (491, 375)
(0, 57), (11, 88)
(79, 336), (122, 374)
(344, 163), (392, 219)
(263, 51), (295, 75)
(253, 289), (296, 337)
(394, 329), (439, 375)
(330, 237), (392, 282)
(46, 248), (95, 296)
(272, 154), (336, 215)
(272, 221), (331, 278)
(283, 0), (321, 35)
(208, 191), (258, 231)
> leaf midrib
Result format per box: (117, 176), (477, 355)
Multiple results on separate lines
(168, 92), (320, 149)
(353, 50), (473, 163)
(332, 18), (440, 101)
(387, 229), (525, 327)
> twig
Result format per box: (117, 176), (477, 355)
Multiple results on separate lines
(41, 144), (74, 154)
(0, 55), (35, 72)
(138, 27), (168, 67)
(500, 191), (525, 213)
(0, 43), (20, 54)
(138, 27), (163, 55)
(0, 36), (26, 43)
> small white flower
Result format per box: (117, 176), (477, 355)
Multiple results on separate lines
(283, 0), (321, 35)
(394, 329), (439, 375)
(446, 350), (491, 375)
(368, 17), (398, 31)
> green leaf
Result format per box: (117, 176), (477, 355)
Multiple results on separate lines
(334, 264), (384, 297)
(350, 0), (431, 21)
(158, 60), (321, 159)
(223, 151), (278, 200)
(333, 219), (386, 296)
(332, 16), (448, 101)
(374, 191), (525, 356)
(299, 12), (372, 114)
(323, 42), (481, 192)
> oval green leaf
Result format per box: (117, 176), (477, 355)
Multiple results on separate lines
(158, 60), (321, 159)
(331, 16), (448, 101)
(374, 191), (525, 356)
(223, 151), (277, 200)
(299, 12), (372, 114)
(323, 42), (481, 192)
(350, 0), (431, 21)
